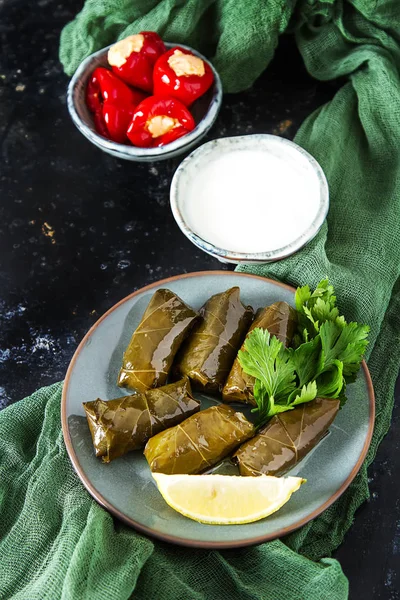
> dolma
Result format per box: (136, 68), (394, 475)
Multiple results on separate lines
(173, 287), (254, 392)
(118, 288), (198, 391)
(83, 377), (199, 462)
(144, 404), (255, 474)
(233, 398), (340, 476)
(222, 301), (297, 405)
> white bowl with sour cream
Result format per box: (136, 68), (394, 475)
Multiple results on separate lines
(170, 134), (329, 264)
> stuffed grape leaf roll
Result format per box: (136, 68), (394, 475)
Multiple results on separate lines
(83, 377), (199, 462)
(118, 288), (199, 391)
(173, 287), (254, 392)
(144, 404), (255, 474)
(233, 398), (340, 476)
(222, 301), (297, 405)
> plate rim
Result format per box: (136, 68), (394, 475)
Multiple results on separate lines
(61, 270), (375, 549)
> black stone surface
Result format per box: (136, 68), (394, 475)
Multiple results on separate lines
(0, 1), (398, 598)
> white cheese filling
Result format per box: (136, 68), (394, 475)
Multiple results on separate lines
(108, 34), (145, 68)
(147, 115), (179, 138)
(168, 50), (205, 77)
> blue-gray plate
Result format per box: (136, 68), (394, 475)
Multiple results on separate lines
(62, 271), (374, 548)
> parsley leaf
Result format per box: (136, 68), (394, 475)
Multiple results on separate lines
(295, 278), (346, 343)
(251, 379), (293, 428)
(291, 381), (318, 406)
(251, 379), (270, 425)
(315, 360), (344, 398)
(238, 328), (296, 420)
(291, 319), (367, 400)
(319, 321), (369, 380)
(291, 336), (322, 387)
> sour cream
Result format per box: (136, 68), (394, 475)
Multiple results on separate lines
(171, 135), (328, 259)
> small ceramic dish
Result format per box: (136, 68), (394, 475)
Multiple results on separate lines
(170, 135), (329, 263)
(67, 43), (222, 162)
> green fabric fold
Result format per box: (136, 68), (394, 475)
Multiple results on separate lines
(0, 383), (349, 600)
(237, 0), (400, 564)
(59, 0), (295, 93)
(1, 0), (399, 598)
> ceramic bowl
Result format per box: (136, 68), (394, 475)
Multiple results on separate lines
(67, 43), (222, 162)
(170, 134), (329, 264)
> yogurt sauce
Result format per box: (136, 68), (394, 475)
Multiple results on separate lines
(181, 139), (323, 254)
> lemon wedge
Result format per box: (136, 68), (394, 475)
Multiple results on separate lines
(152, 473), (305, 525)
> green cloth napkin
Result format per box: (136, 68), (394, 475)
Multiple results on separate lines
(1, 0), (399, 598)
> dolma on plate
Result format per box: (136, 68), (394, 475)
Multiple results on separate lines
(84, 377), (199, 462)
(144, 404), (255, 474)
(118, 288), (198, 391)
(173, 287), (254, 392)
(222, 301), (297, 405)
(233, 398), (340, 476)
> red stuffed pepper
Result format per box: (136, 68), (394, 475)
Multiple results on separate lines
(92, 110), (109, 139)
(127, 96), (195, 148)
(101, 103), (138, 144)
(86, 67), (145, 112)
(153, 47), (214, 106)
(86, 67), (146, 143)
(108, 32), (166, 92)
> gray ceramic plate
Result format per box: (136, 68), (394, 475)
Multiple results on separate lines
(62, 271), (375, 548)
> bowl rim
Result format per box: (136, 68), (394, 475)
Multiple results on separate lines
(67, 42), (223, 158)
(170, 134), (330, 263)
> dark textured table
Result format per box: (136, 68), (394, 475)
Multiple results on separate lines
(0, 1), (399, 598)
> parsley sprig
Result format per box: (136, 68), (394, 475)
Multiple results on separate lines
(238, 280), (370, 426)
